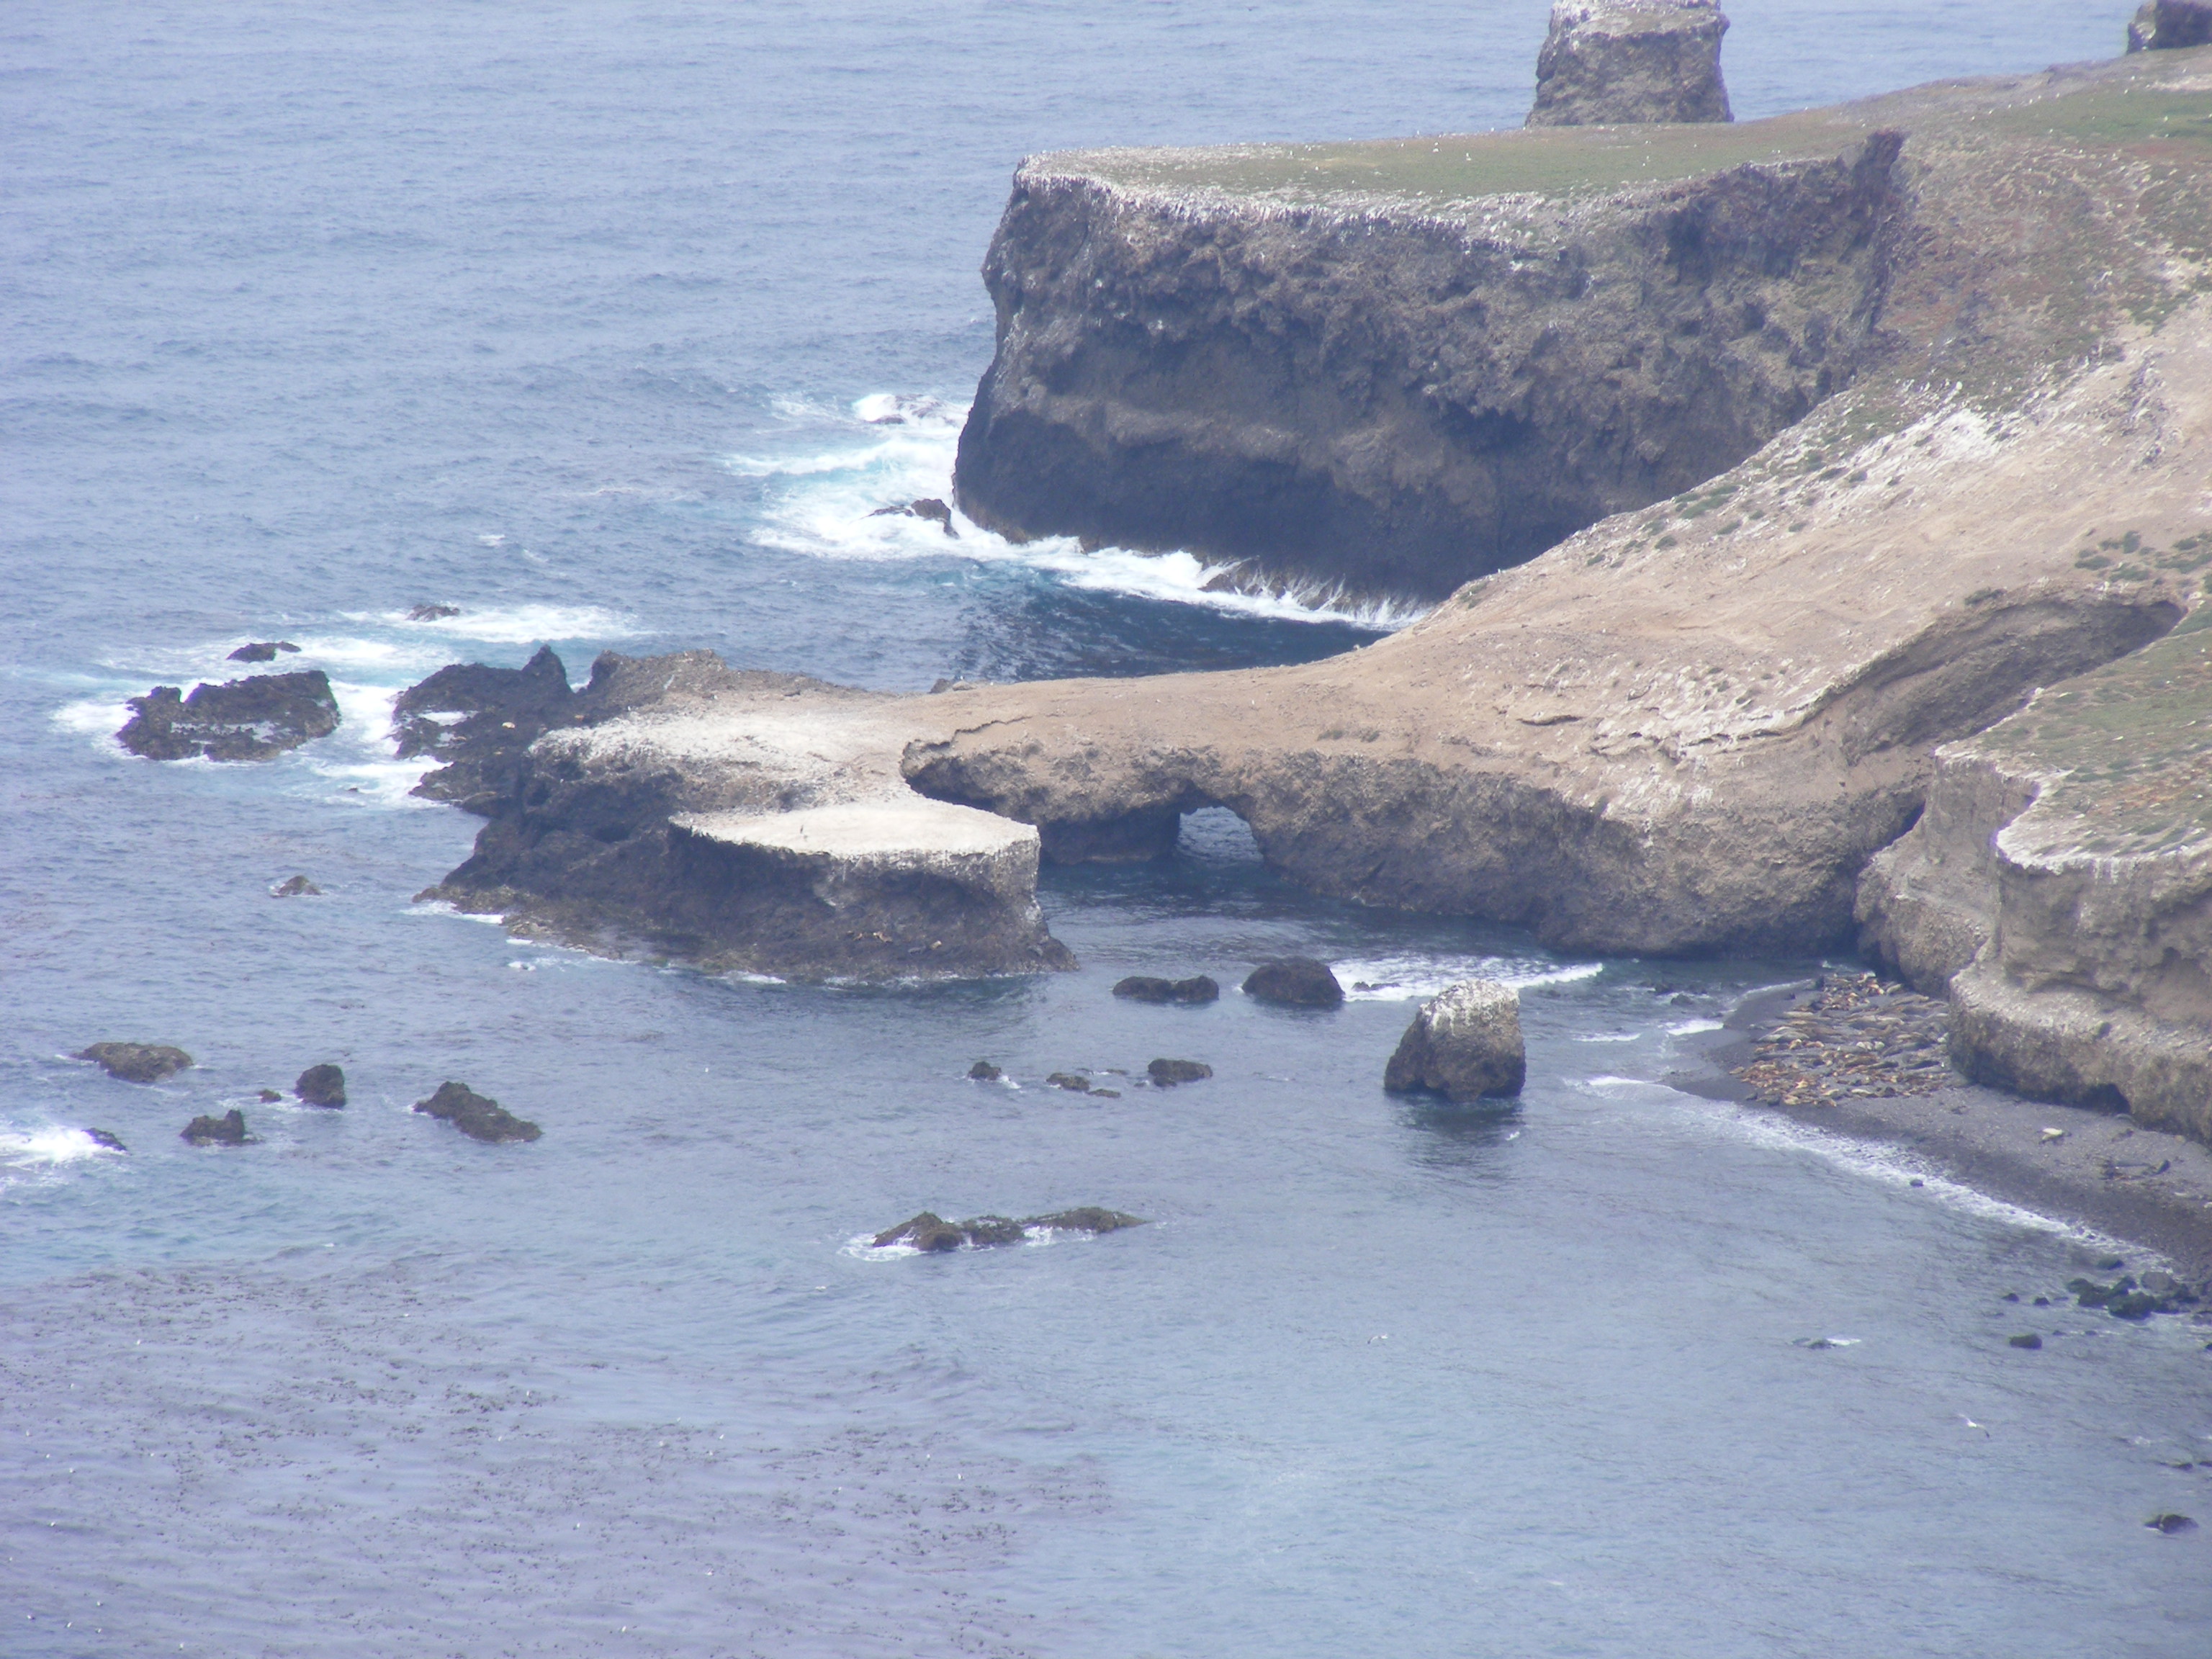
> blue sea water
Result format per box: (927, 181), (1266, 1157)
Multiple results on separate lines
(5, 3), (2210, 1654)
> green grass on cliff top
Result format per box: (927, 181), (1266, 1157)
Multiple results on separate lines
(1062, 58), (2212, 210)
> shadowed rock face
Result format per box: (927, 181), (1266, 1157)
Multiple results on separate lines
(1528, 1), (1732, 128)
(119, 671), (339, 761)
(1384, 981), (1527, 1100)
(2128, 1), (2212, 52)
(953, 128), (1902, 603)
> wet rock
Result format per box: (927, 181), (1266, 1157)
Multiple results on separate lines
(1046, 1072), (1092, 1092)
(76, 1043), (193, 1084)
(1242, 958), (1344, 1009)
(2108, 1290), (2167, 1321)
(257, 1089), (282, 1102)
(2008, 1333), (2043, 1349)
(412, 1081), (541, 1143)
(2128, 2), (2212, 52)
(295, 1064), (346, 1107)
(1147, 1058), (1213, 1086)
(228, 641), (301, 663)
(408, 603), (463, 621)
(2146, 1512), (2198, 1534)
(86, 1129), (126, 1152)
(1113, 974), (1220, 1004)
(2142, 1270), (2195, 1303)
(868, 497), (958, 537)
(271, 874), (322, 896)
(118, 670), (341, 762)
(392, 643), (580, 809)
(181, 1110), (248, 1146)
(1025, 1207), (1145, 1234)
(1384, 979), (1526, 1101)
(874, 1211), (969, 1251)
(1528, 1), (1732, 128)
(967, 1060), (1003, 1081)
(959, 1215), (1028, 1246)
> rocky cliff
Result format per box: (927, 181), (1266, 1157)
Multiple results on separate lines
(1528, 1), (1733, 128)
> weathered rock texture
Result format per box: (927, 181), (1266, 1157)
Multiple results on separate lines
(1861, 611), (2212, 1141)
(181, 1110), (248, 1146)
(2127, 2), (2212, 53)
(1384, 980), (1527, 1100)
(1528, 1), (1732, 129)
(119, 671), (340, 761)
(954, 120), (1902, 601)
(76, 1043), (193, 1083)
(408, 649), (1074, 981)
(295, 1064), (346, 1107)
(413, 1081), (541, 1143)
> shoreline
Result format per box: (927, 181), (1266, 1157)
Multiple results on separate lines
(1673, 981), (2212, 1289)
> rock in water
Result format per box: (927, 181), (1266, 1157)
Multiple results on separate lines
(1242, 958), (1344, 1009)
(407, 603), (462, 621)
(271, 874), (322, 896)
(967, 1060), (1003, 1081)
(75, 1042), (193, 1083)
(2128, 1), (2212, 51)
(1527, 0), (1732, 127)
(412, 1081), (542, 1143)
(295, 1064), (346, 1107)
(2008, 1333), (2043, 1349)
(86, 1128), (127, 1152)
(867, 497), (959, 537)
(872, 1208), (1148, 1250)
(1113, 974), (1220, 1004)
(1384, 979), (1527, 1100)
(873, 1211), (968, 1251)
(180, 1110), (248, 1146)
(227, 641), (300, 662)
(1147, 1058), (1213, 1085)
(1026, 1208), (1145, 1234)
(2146, 1512), (2198, 1534)
(117, 670), (341, 761)
(391, 643), (577, 809)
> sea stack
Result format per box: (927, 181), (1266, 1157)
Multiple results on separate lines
(1527, 1), (1732, 127)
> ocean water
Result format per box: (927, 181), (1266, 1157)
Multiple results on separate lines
(5, 3), (2209, 1655)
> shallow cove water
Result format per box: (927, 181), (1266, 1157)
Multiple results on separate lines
(5, 2), (2209, 1654)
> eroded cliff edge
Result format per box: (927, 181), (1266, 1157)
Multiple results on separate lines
(423, 53), (2212, 1137)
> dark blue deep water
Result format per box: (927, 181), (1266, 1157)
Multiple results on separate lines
(6, 4), (2208, 1655)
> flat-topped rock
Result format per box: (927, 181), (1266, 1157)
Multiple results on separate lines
(673, 799), (1041, 904)
(1528, 1), (1733, 128)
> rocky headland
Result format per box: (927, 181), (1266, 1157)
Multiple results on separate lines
(399, 46), (2211, 1198)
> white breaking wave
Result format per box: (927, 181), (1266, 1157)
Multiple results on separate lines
(732, 392), (1429, 630)
(1335, 952), (1606, 1001)
(365, 602), (639, 645)
(0, 1126), (123, 1190)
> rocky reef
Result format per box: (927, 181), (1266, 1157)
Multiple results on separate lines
(119, 670), (339, 761)
(1527, 1), (1732, 128)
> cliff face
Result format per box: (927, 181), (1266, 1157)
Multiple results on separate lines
(955, 123), (1902, 602)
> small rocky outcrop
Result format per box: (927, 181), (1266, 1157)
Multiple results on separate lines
(295, 1064), (346, 1107)
(2146, 1513), (2198, 1534)
(181, 1110), (248, 1146)
(392, 643), (580, 811)
(86, 1128), (127, 1152)
(271, 875), (321, 896)
(76, 1043), (193, 1083)
(872, 1208), (1147, 1250)
(118, 671), (341, 762)
(2128, 1), (2212, 51)
(256, 1089), (282, 1102)
(1242, 958), (1344, 1009)
(412, 1081), (541, 1143)
(868, 498), (958, 537)
(1146, 1058), (1212, 1085)
(2067, 1272), (2200, 1320)
(1112, 974), (1219, 1004)
(408, 603), (462, 621)
(1383, 980), (1526, 1101)
(1528, 1), (1732, 128)
(228, 641), (300, 663)
(968, 1060), (1004, 1081)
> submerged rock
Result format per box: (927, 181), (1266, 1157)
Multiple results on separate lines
(295, 1064), (346, 1107)
(180, 1110), (248, 1146)
(1242, 958), (1344, 1009)
(118, 670), (341, 762)
(271, 874), (322, 896)
(1384, 979), (1527, 1100)
(1528, 1), (1732, 128)
(868, 497), (958, 537)
(407, 603), (463, 621)
(1112, 974), (1219, 1004)
(76, 1042), (193, 1084)
(256, 1089), (282, 1102)
(86, 1128), (127, 1152)
(1146, 1058), (1213, 1085)
(872, 1207), (1148, 1250)
(2008, 1333), (2043, 1349)
(2146, 1512), (2198, 1534)
(227, 641), (301, 663)
(1046, 1071), (1092, 1092)
(412, 1081), (541, 1143)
